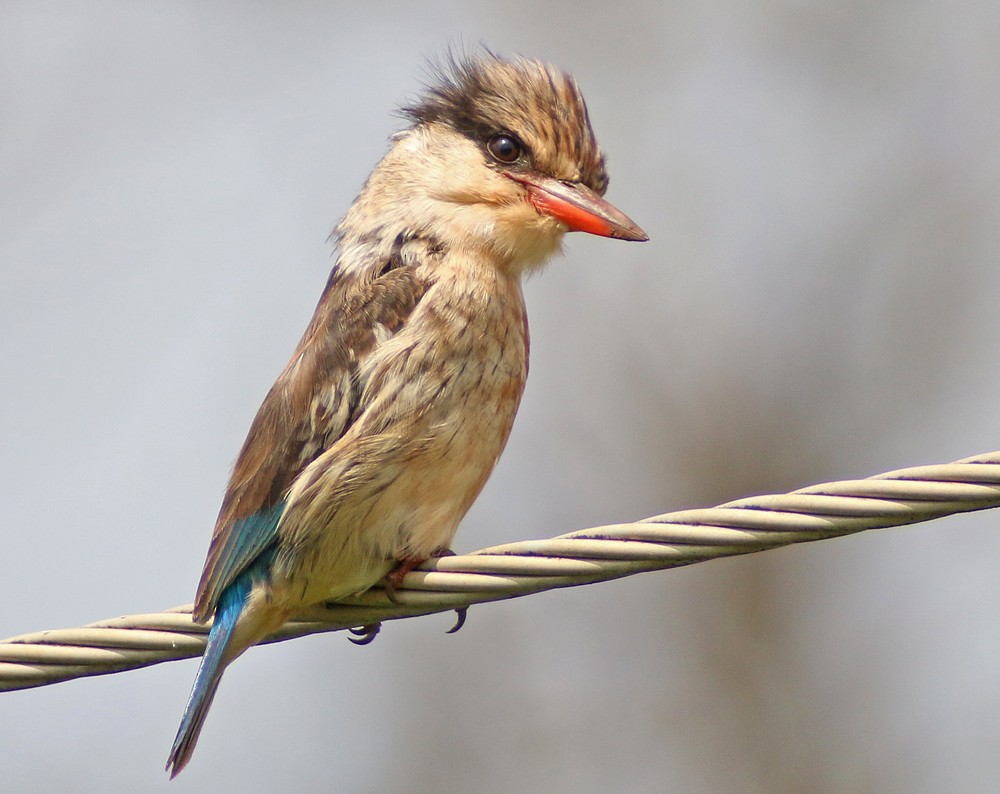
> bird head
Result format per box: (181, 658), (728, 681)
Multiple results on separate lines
(337, 52), (647, 274)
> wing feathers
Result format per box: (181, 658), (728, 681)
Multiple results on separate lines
(192, 258), (433, 620)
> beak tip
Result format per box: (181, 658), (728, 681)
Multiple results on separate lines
(609, 224), (649, 243)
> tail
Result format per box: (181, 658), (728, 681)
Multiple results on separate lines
(165, 571), (253, 778)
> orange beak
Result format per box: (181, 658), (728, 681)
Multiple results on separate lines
(504, 171), (648, 242)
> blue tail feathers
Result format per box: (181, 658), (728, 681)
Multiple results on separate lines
(165, 565), (257, 778)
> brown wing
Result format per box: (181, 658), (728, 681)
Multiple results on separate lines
(192, 261), (431, 622)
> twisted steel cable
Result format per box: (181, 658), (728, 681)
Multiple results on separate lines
(3, 450), (999, 693)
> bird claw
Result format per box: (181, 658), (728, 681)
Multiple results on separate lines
(447, 607), (468, 634)
(348, 623), (382, 645)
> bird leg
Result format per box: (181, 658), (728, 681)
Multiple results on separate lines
(383, 548), (469, 633)
(382, 556), (430, 603)
(383, 547), (455, 600)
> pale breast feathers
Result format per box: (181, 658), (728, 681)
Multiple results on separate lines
(192, 249), (433, 621)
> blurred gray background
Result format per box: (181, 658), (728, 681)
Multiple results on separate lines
(3, 2), (1000, 792)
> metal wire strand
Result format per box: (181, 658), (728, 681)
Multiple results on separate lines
(3, 450), (998, 692)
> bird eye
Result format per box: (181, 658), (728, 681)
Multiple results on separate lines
(487, 134), (522, 163)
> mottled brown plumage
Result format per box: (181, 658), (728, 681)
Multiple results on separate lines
(195, 259), (433, 619)
(168, 51), (646, 777)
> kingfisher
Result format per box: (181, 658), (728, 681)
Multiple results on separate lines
(166, 51), (647, 777)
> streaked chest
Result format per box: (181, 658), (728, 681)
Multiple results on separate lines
(357, 253), (529, 440)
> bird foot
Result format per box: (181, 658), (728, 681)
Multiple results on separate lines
(383, 549), (469, 633)
(383, 556), (426, 604)
(348, 623), (382, 646)
(383, 547), (458, 601)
